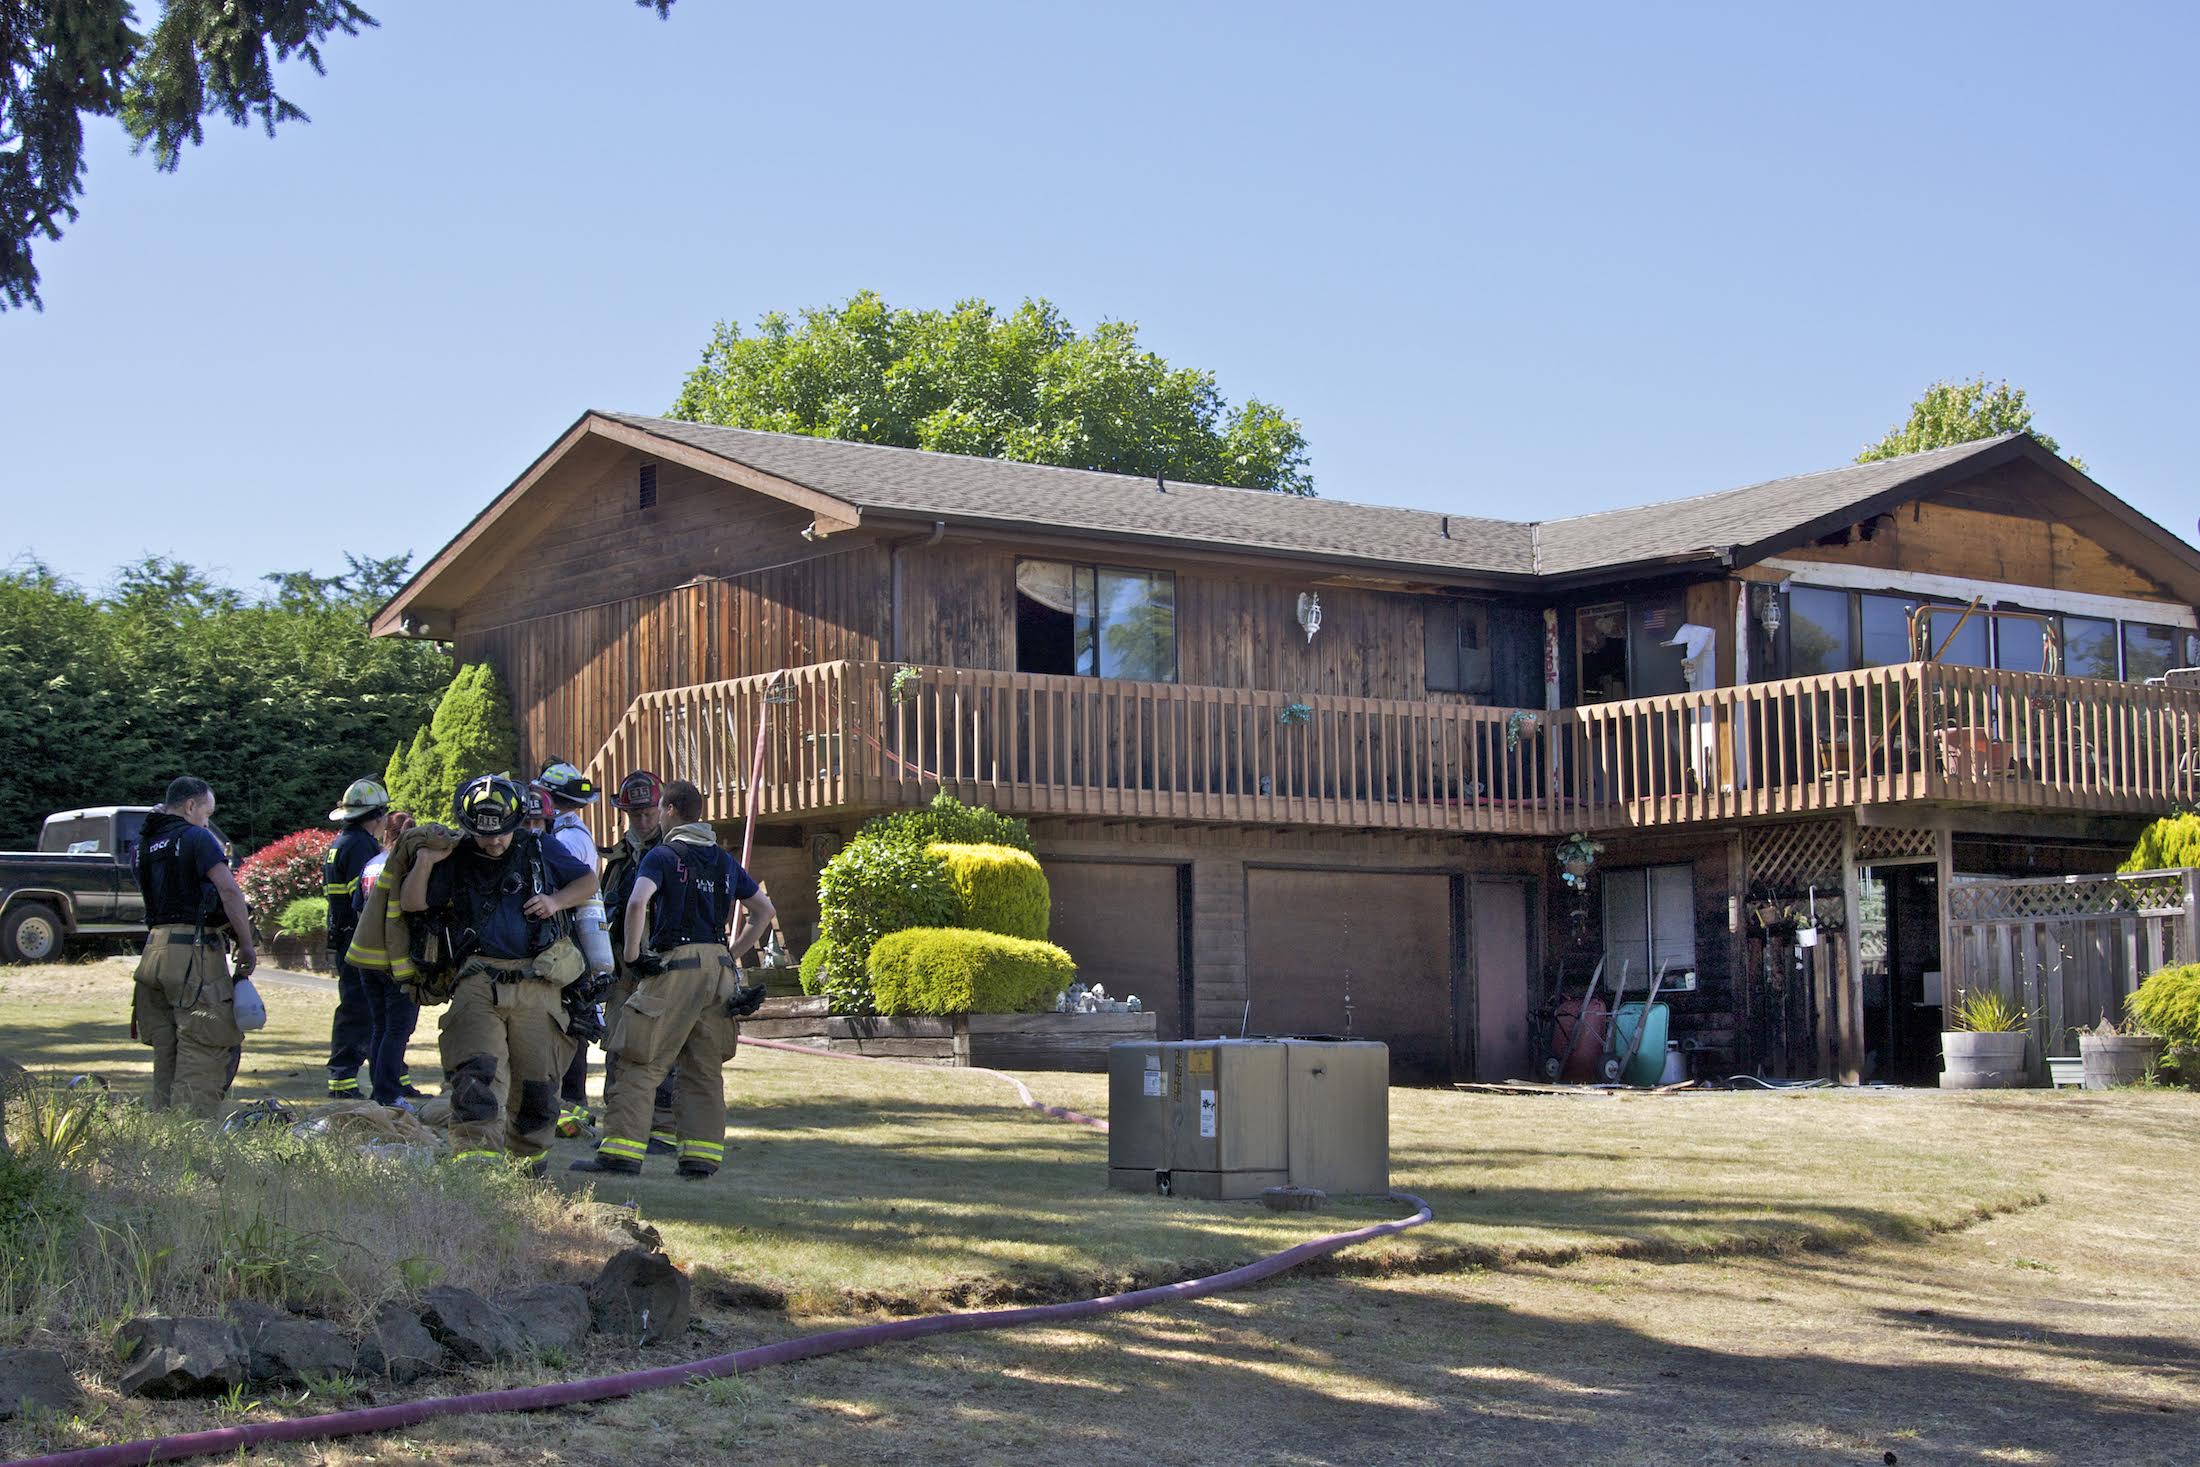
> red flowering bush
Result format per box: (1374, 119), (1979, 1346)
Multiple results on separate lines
(237, 829), (336, 929)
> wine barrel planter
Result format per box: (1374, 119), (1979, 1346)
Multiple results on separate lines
(1940, 1031), (2032, 1089)
(2079, 1034), (2166, 1090)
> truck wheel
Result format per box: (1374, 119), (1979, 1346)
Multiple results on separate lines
(2, 902), (66, 964)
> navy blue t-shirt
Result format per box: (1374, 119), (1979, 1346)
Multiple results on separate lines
(425, 832), (595, 960)
(636, 841), (759, 948)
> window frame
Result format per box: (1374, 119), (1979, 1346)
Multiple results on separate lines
(1424, 599), (1495, 696)
(1600, 862), (1697, 983)
(1013, 557), (1180, 684)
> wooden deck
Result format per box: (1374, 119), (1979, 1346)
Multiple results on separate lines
(582, 659), (2200, 840)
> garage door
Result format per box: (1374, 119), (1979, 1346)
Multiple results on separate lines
(1044, 862), (1186, 1040)
(1246, 870), (1454, 1081)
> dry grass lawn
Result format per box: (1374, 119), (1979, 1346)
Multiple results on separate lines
(5, 956), (2197, 1464)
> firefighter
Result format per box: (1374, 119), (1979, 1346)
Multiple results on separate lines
(535, 761), (614, 1134)
(323, 778), (390, 1099)
(353, 807), (425, 1104)
(132, 776), (257, 1117)
(579, 769), (681, 1151)
(573, 779), (772, 1179)
(400, 775), (598, 1172)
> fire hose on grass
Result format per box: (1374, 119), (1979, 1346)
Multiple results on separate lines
(8, 1040), (1431, 1467)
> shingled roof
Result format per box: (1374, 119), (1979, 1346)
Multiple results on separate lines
(1530, 435), (2023, 575)
(601, 414), (2043, 582)
(601, 413), (1538, 577)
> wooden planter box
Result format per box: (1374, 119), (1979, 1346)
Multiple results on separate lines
(738, 999), (1157, 1071)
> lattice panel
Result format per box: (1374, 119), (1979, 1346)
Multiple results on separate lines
(1857, 825), (1936, 861)
(1746, 820), (1845, 893)
(1949, 870), (2195, 921)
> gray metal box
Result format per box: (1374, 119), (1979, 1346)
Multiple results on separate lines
(1106, 1038), (1389, 1200)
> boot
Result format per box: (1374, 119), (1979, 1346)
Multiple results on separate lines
(568, 1152), (642, 1176)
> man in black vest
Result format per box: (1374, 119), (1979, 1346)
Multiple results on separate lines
(323, 777), (390, 1098)
(132, 776), (257, 1117)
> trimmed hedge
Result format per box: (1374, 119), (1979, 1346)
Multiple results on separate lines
(2130, 963), (2200, 1053)
(930, 842), (1050, 941)
(2120, 814), (2200, 873)
(798, 935), (833, 997)
(814, 838), (957, 1014)
(867, 928), (1076, 1017)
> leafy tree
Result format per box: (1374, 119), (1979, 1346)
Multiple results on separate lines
(0, 554), (447, 850)
(1858, 377), (2081, 469)
(2, 1), (676, 310)
(670, 291), (1315, 495)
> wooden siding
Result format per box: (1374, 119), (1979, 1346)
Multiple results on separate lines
(1771, 494), (2177, 602)
(457, 545), (889, 776)
(893, 541), (1501, 704)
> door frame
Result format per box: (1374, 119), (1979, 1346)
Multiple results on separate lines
(1460, 873), (1540, 1082)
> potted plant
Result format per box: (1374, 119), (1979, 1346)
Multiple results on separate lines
(1940, 987), (2035, 1089)
(2076, 1013), (2166, 1090)
(1555, 833), (1604, 891)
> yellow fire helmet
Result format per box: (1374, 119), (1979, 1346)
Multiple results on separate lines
(328, 778), (391, 823)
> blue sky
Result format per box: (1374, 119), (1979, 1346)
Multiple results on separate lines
(5, 0), (2197, 592)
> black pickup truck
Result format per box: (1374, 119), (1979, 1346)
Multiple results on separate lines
(0, 807), (167, 963)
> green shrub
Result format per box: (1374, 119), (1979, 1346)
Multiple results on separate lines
(814, 839), (957, 1014)
(930, 842), (1050, 940)
(867, 928), (1076, 1016)
(863, 792), (1033, 855)
(277, 896), (330, 939)
(2119, 814), (2200, 873)
(2130, 963), (2200, 1051)
(798, 935), (833, 997)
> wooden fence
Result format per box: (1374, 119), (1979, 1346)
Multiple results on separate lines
(1947, 868), (2199, 1075)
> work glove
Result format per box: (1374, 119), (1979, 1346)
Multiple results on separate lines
(631, 952), (668, 979)
(561, 989), (606, 1046)
(724, 982), (768, 1019)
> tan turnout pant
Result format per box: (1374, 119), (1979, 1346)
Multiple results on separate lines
(608, 970), (681, 1142)
(596, 944), (739, 1173)
(133, 926), (244, 1118)
(439, 961), (569, 1161)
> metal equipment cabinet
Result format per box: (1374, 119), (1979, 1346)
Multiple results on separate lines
(1106, 1038), (1389, 1200)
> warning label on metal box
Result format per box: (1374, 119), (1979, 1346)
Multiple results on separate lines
(1142, 1070), (1166, 1098)
(1199, 1089), (1217, 1137)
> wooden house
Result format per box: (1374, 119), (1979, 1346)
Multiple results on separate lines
(372, 414), (2200, 1083)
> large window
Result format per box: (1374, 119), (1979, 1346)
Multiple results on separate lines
(1014, 560), (1176, 682)
(1784, 585), (2186, 683)
(2123, 622), (2179, 682)
(1602, 864), (1697, 982)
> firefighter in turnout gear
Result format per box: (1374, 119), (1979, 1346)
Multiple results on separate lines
(132, 776), (257, 1117)
(323, 777), (390, 1098)
(572, 779), (773, 1179)
(401, 775), (598, 1171)
(572, 768), (681, 1150)
(536, 760), (613, 1136)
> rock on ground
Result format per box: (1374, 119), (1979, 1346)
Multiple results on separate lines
(0, 1348), (82, 1421)
(589, 1248), (692, 1344)
(226, 1301), (358, 1385)
(115, 1317), (247, 1398)
(357, 1301), (447, 1384)
(498, 1284), (593, 1355)
(417, 1286), (526, 1365)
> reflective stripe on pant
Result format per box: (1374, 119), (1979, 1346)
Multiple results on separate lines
(438, 966), (567, 1160)
(133, 928), (242, 1118)
(328, 956), (373, 1084)
(597, 944), (737, 1170)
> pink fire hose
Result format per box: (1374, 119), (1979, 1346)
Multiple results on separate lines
(9, 1044), (1430, 1467)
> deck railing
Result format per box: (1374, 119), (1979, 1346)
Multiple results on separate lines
(583, 659), (2200, 840)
